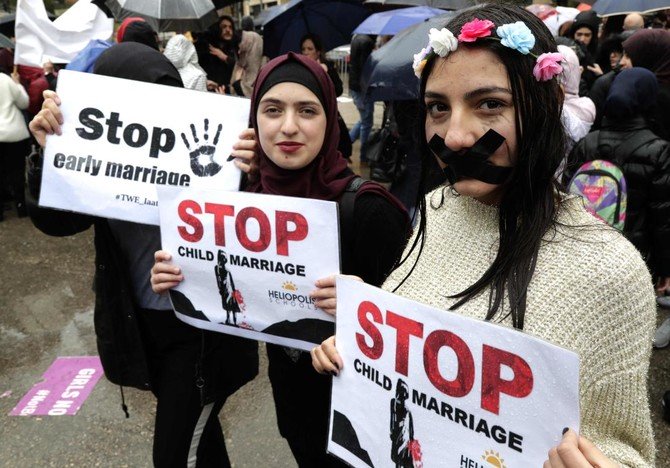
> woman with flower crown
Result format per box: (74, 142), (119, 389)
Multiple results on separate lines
(311, 4), (656, 467)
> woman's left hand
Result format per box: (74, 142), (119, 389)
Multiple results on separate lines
(544, 429), (617, 467)
(310, 274), (363, 316)
(311, 335), (343, 375)
(586, 63), (604, 76)
(208, 44), (227, 62)
(655, 276), (670, 296)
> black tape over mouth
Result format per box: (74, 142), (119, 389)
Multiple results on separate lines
(428, 129), (513, 185)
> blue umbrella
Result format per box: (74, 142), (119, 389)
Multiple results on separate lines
(353, 6), (445, 36)
(365, 0), (474, 9)
(362, 11), (455, 101)
(0, 33), (13, 49)
(260, 0), (371, 58)
(592, 0), (670, 17)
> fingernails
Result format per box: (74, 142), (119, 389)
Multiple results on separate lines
(329, 370), (338, 377)
(562, 427), (569, 435)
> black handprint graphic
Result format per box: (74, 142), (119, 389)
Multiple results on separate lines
(181, 119), (223, 177)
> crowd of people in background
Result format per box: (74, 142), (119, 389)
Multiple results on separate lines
(2, 1), (670, 466)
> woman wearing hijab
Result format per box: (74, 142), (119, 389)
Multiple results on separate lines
(116, 17), (159, 50)
(152, 52), (410, 466)
(27, 42), (258, 468)
(620, 29), (670, 140)
(557, 44), (595, 168)
(164, 34), (208, 92)
(568, 10), (602, 92)
(230, 26), (263, 97)
(567, 68), (670, 298)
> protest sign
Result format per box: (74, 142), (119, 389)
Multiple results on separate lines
(15, 0), (113, 67)
(328, 277), (580, 468)
(9, 356), (103, 416)
(39, 69), (249, 225)
(158, 185), (340, 351)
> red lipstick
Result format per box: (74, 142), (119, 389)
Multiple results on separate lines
(277, 141), (304, 153)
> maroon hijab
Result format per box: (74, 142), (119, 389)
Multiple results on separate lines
(247, 52), (355, 200)
(623, 29), (670, 85)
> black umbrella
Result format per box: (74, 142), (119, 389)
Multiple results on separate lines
(0, 12), (57, 37)
(364, 0), (474, 9)
(0, 32), (13, 48)
(105, 0), (219, 32)
(362, 11), (455, 101)
(259, 0), (371, 58)
(591, 0), (670, 17)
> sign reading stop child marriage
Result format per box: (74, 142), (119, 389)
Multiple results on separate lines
(329, 277), (580, 468)
(39, 70), (250, 225)
(158, 186), (340, 351)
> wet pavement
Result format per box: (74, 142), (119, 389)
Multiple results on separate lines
(1, 100), (669, 467)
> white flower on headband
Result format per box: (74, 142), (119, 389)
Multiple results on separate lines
(428, 28), (458, 57)
(413, 46), (432, 78)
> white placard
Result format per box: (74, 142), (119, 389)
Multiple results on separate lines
(158, 185), (341, 351)
(39, 70), (249, 224)
(15, 0), (113, 67)
(329, 277), (580, 468)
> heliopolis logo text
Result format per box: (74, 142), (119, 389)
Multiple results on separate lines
(267, 281), (316, 310)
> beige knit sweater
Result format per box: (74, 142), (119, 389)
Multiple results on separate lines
(384, 189), (656, 467)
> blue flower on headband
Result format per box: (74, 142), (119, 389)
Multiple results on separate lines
(496, 21), (535, 55)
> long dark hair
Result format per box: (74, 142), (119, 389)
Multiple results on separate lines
(394, 4), (566, 330)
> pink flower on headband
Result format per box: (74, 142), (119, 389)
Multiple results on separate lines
(458, 18), (495, 42)
(533, 52), (563, 81)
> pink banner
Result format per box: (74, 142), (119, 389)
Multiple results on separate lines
(9, 356), (104, 416)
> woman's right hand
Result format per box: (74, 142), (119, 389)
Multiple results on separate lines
(28, 90), (63, 148)
(311, 335), (343, 375)
(151, 250), (184, 294)
(231, 128), (258, 175)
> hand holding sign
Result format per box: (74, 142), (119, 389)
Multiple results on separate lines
(29, 90), (63, 147)
(310, 274), (363, 316)
(151, 250), (184, 294)
(230, 128), (259, 176)
(545, 429), (618, 468)
(311, 335), (342, 376)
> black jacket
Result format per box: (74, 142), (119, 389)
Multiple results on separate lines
(566, 117), (670, 276)
(324, 60), (343, 97)
(348, 34), (374, 93)
(25, 150), (258, 400)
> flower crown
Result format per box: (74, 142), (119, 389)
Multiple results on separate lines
(413, 19), (563, 82)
